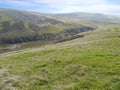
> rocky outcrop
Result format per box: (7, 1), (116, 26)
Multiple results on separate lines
(55, 34), (84, 43)
(0, 34), (59, 44)
(0, 26), (94, 44)
(59, 26), (94, 37)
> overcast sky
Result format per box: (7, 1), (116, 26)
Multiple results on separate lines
(0, 0), (120, 15)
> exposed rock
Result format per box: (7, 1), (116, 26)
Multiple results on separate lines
(0, 26), (94, 44)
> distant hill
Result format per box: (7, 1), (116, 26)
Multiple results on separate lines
(57, 12), (120, 24)
(0, 9), (94, 44)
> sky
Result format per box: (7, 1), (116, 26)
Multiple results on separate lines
(0, 0), (120, 15)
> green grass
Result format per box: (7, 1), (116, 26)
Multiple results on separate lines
(0, 29), (120, 90)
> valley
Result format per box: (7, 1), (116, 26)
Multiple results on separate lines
(0, 8), (120, 90)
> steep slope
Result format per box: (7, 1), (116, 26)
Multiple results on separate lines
(57, 12), (120, 24)
(0, 27), (120, 90)
(0, 9), (94, 44)
(0, 8), (64, 24)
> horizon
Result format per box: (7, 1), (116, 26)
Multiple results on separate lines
(0, 0), (120, 15)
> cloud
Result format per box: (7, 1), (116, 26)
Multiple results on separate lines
(0, 0), (35, 6)
(0, 0), (120, 15)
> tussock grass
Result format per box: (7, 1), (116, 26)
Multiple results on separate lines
(0, 29), (120, 90)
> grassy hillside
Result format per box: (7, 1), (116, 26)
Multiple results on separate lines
(57, 12), (120, 24)
(0, 26), (120, 90)
(0, 8), (95, 45)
